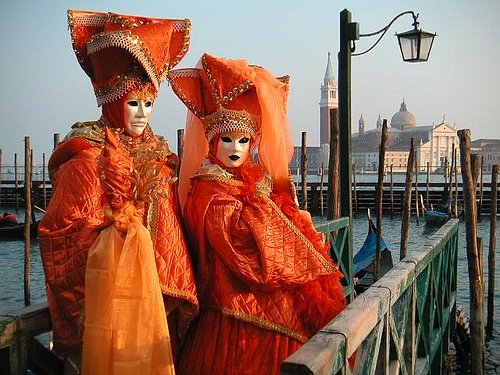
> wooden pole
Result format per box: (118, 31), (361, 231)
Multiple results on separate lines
(454, 148), (459, 218)
(374, 120), (387, 281)
(30, 149), (36, 225)
(295, 168), (299, 192)
(444, 157), (449, 185)
(390, 164), (394, 219)
(24, 137), (32, 306)
(42, 152), (47, 209)
(319, 162), (324, 217)
(458, 129), (484, 374)
(53, 133), (60, 150)
(486, 164), (498, 334)
(177, 128), (185, 174)
(327, 108), (340, 220)
(448, 143), (455, 216)
(471, 153), (480, 185)
(400, 138), (415, 261)
(471, 154), (480, 222)
(414, 157), (420, 225)
(300, 132), (307, 211)
(352, 163), (357, 217)
(426, 161), (430, 209)
(0, 148), (2, 206)
(15, 153), (19, 209)
(478, 156), (484, 218)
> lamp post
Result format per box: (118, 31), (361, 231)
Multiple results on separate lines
(337, 8), (435, 286)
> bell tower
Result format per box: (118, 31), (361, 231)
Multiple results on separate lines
(319, 52), (338, 145)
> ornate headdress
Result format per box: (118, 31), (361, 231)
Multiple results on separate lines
(169, 53), (294, 208)
(168, 53), (262, 142)
(68, 10), (191, 106)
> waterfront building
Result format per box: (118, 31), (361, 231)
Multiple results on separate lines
(471, 139), (500, 172)
(352, 102), (459, 173)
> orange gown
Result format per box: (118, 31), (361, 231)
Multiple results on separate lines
(178, 160), (345, 375)
(38, 121), (198, 355)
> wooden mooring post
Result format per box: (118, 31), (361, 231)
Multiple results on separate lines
(15, 153), (19, 209)
(300, 132), (307, 211)
(53, 133), (60, 150)
(0, 148), (2, 206)
(487, 164), (498, 334)
(454, 148), (459, 218)
(479, 156), (484, 219)
(177, 128), (185, 174)
(374, 120), (387, 281)
(426, 161), (430, 208)
(42, 152), (47, 209)
(400, 138), (415, 260)
(458, 129), (484, 374)
(390, 164), (394, 219)
(448, 143), (455, 216)
(319, 163), (324, 217)
(352, 164), (357, 217)
(24, 137), (32, 306)
(414, 156), (420, 225)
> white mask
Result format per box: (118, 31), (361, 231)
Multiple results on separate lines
(216, 132), (251, 168)
(124, 98), (154, 137)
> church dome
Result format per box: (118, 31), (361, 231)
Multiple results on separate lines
(390, 100), (416, 130)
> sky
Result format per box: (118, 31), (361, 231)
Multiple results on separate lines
(1, 0), (499, 165)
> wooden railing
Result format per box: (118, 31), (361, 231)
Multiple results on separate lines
(282, 219), (459, 374)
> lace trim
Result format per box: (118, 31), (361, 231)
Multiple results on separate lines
(87, 30), (162, 90)
(95, 75), (146, 106)
(204, 107), (260, 142)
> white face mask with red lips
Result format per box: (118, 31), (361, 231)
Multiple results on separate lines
(216, 132), (252, 168)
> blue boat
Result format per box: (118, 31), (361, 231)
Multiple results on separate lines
(353, 210), (393, 291)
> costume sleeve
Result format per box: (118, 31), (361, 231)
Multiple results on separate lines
(38, 147), (106, 353)
(204, 192), (335, 291)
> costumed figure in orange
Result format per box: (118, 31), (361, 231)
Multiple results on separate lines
(168, 53), (346, 375)
(38, 10), (198, 374)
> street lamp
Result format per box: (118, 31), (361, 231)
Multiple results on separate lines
(336, 9), (435, 290)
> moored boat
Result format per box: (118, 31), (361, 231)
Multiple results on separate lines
(353, 210), (393, 292)
(0, 221), (39, 240)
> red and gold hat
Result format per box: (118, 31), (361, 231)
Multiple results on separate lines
(68, 10), (191, 106)
(168, 53), (264, 141)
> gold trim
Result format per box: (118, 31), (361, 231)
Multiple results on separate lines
(161, 286), (198, 305)
(219, 307), (308, 343)
(147, 195), (159, 244)
(202, 54), (254, 106)
(192, 173), (243, 186)
(168, 19), (191, 71)
(168, 69), (204, 118)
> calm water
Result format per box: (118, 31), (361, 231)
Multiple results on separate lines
(0, 207), (498, 373)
